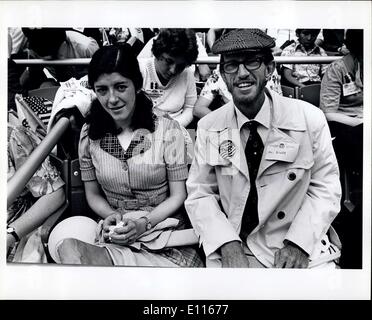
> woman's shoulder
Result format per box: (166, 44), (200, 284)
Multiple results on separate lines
(324, 57), (348, 80)
(184, 66), (195, 79)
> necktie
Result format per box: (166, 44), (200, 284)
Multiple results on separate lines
(239, 121), (264, 241)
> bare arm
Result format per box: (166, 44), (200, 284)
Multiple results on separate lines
(193, 96), (213, 119)
(206, 28), (223, 51)
(7, 187), (65, 251)
(148, 180), (186, 226)
(282, 67), (304, 88)
(197, 65), (211, 82)
(173, 107), (194, 128)
(324, 112), (363, 127)
(84, 180), (117, 219)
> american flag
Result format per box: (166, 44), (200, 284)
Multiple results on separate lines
(22, 96), (53, 127)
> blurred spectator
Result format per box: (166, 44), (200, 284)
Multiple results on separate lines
(138, 28), (199, 128)
(20, 28), (99, 89)
(206, 28), (235, 52)
(320, 29), (363, 268)
(280, 29), (327, 88)
(138, 28), (211, 82)
(81, 28), (104, 48)
(107, 28), (158, 56)
(8, 59), (27, 111)
(7, 124), (65, 263)
(316, 29), (349, 56)
(8, 28), (28, 110)
(320, 29), (363, 172)
(8, 28), (28, 57)
(108, 28), (131, 44)
(266, 28), (297, 51)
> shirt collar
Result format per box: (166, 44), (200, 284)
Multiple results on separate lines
(234, 93), (271, 131)
(294, 41), (321, 54)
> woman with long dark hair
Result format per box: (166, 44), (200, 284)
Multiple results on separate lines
(54, 44), (203, 267)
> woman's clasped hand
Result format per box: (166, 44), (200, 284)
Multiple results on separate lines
(103, 211), (149, 245)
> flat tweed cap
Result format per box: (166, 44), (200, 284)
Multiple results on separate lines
(212, 28), (276, 54)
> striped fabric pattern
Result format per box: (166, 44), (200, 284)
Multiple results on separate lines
(79, 116), (188, 211)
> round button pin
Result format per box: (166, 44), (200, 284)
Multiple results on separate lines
(219, 140), (236, 159)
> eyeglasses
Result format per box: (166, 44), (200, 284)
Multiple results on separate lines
(221, 58), (263, 74)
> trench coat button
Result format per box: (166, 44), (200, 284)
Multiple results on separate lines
(287, 172), (296, 181)
(277, 211), (285, 219)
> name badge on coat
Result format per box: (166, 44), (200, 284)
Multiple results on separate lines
(265, 141), (299, 162)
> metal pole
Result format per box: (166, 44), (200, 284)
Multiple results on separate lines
(7, 117), (70, 207)
(13, 56), (342, 66)
(12, 58), (92, 65)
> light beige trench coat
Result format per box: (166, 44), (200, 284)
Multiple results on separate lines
(185, 89), (342, 268)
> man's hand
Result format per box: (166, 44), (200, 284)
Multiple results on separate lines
(220, 241), (250, 268)
(274, 241), (309, 268)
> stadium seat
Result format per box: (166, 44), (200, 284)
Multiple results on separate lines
(281, 85), (297, 99)
(297, 83), (321, 107)
(28, 86), (60, 103)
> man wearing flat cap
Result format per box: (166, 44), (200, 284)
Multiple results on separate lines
(185, 29), (342, 268)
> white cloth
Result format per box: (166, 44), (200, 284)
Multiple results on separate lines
(47, 76), (95, 132)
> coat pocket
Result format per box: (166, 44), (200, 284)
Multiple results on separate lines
(262, 159), (314, 176)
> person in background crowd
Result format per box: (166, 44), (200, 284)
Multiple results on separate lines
(206, 28), (235, 52)
(7, 124), (65, 263)
(138, 28), (199, 128)
(265, 29), (297, 56)
(138, 28), (211, 82)
(55, 44), (203, 267)
(316, 29), (349, 56)
(319, 29), (363, 268)
(8, 27), (28, 57)
(185, 29), (342, 268)
(20, 28), (99, 89)
(320, 29), (363, 172)
(8, 31), (27, 111)
(280, 29), (327, 88)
